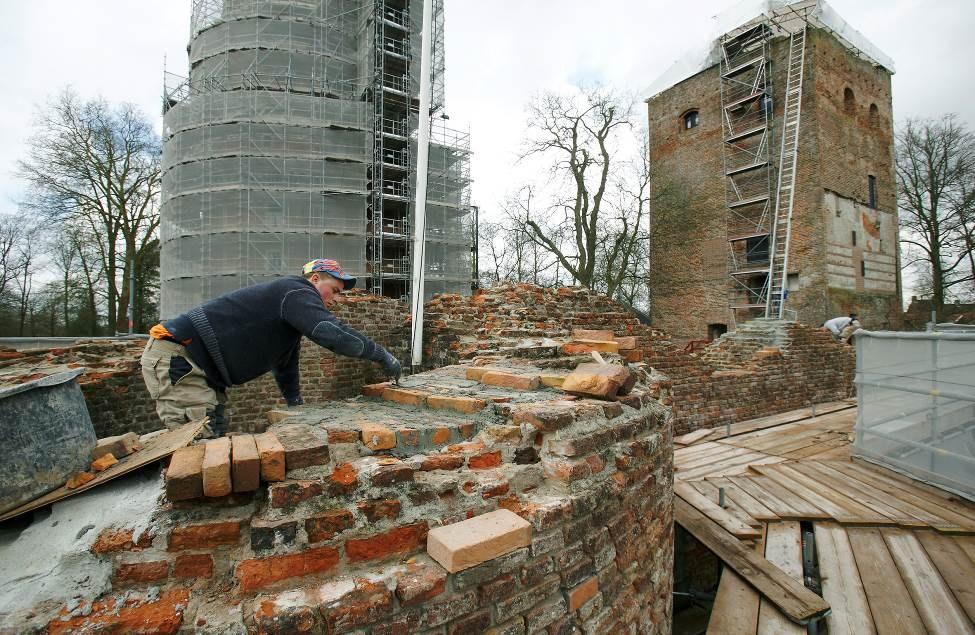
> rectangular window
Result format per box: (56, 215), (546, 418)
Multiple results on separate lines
(868, 175), (877, 208)
(861, 260), (866, 277)
(851, 230), (857, 246)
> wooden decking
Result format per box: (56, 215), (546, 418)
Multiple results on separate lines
(675, 404), (975, 634)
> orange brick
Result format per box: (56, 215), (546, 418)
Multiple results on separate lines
(306, 509), (355, 542)
(560, 340), (620, 355)
(48, 588), (189, 635)
(330, 463), (359, 493)
(382, 386), (428, 406)
(173, 554), (213, 579)
(361, 421), (396, 450)
(231, 434), (260, 492)
(113, 561), (169, 585)
(614, 336), (638, 350)
(420, 454), (465, 471)
(464, 366), (494, 381)
(362, 382), (390, 397)
(571, 329), (615, 341)
(90, 528), (153, 554)
(90, 453), (118, 472)
(168, 520), (240, 551)
(236, 546), (340, 592)
(427, 395), (487, 414)
(431, 427), (452, 444)
(567, 576), (599, 611)
(202, 437), (232, 497)
(480, 371), (540, 391)
(166, 444), (204, 501)
(622, 349), (644, 363)
(345, 523), (429, 563)
(254, 432), (286, 482)
(468, 451), (502, 470)
(65, 471), (95, 489)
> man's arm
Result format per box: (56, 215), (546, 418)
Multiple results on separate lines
(272, 340), (303, 405)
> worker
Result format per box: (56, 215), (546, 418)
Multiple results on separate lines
(823, 313), (860, 343)
(140, 258), (402, 436)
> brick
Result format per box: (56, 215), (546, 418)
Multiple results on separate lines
(65, 471), (94, 489)
(496, 576), (561, 623)
(371, 462), (414, 486)
(560, 340), (620, 355)
(254, 432), (286, 482)
(395, 559), (448, 606)
(166, 444), (204, 501)
(622, 349), (644, 362)
(421, 453), (465, 471)
(253, 600), (319, 634)
(427, 509), (532, 573)
(330, 463), (359, 493)
(306, 509), (355, 542)
(382, 386), (428, 406)
(561, 364), (632, 400)
(251, 519), (297, 551)
(358, 498), (401, 522)
(468, 451), (502, 470)
(432, 426), (452, 444)
(236, 546), (340, 592)
(512, 404), (575, 432)
(422, 590), (479, 627)
(90, 527), (153, 554)
(90, 432), (141, 461)
(361, 381), (390, 397)
(397, 427), (420, 447)
(481, 371), (541, 391)
(113, 560), (169, 585)
(269, 480), (323, 507)
(539, 373), (567, 388)
(326, 427), (359, 444)
(202, 437), (232, 497)
(454, 547), (529, 589)
(345, 522), (428, 562)
(465, 366), (495, 381)
(614, 336), (638, 350)
(427, 394), (487, 414)
(266, 409), (297, 424)
(47, 588), (189, 635)
(480, 572), (519, 603)
(90, 452), (118, 472)
(273, 423), (330, 470)
(447, 609), (492, 634)
(168, 520), (240, 551)
(173, 553), (213, 579)
(230, 434), (260, 492)
(571, 329), (615, 341)
(361, 421), (396, 450)
(321, 579), (392, 633)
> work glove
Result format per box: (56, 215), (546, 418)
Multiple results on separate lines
(381, 351), (402, 382)
(287, 395), (304, 408)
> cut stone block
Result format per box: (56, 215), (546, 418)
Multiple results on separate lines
(560, 340), (620, 355)
(361, 421), (396, 451)
(571, 329), (615, 342)
(166, 444), (205, 501)
(254, 432), (286, 482)
(426, 509), (532, 573)
(90, 453), (118, 472)
(231, 434), (260, 492)
(480, 371), (540, 391)
(90, 432), (142, 462)
(561, 363), (632, 400)
(273, 424), (330, 470)
(202, 437), (232, 497)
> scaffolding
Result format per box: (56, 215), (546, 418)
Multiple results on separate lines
(160, 0), (474, 317)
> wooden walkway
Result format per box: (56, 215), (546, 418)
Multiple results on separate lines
(675, 404), (975, 634)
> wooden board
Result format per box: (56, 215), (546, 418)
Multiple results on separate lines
(753, 464), (892, 525)
(690, 479), (759, 529)
(708, 477), (781, 522)
(693, 402), (855, 444)
(846, 527), (926, 635)
(813, 523), (876, 634)
(707, 526), (766, 635)
(0, 420), (205, 522)
(796, 462), (927, 528)
(757, 522), (805, 634)
(679, 453), (785, 482)
(674, 428), (714, 446)
(675, 498), (830, 624)
(915, 530), (975, 624)
(882, 527), (975, 634)
(742, 474), (830, 519)
(675, 481), (762, 539)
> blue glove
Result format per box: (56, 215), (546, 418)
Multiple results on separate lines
(287, 395), (304, 407)
(381, 352), (402, 381)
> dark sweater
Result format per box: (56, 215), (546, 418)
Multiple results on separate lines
(163, 276), (390, 402)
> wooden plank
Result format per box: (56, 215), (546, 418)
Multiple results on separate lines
(850, 457), (975, 511)
(690, 479), (759, 529)
(882, 527), (975, 634)
(741, 474), (831, 519)
(677, 445), (753, 472)
(956, 535), (975, 563)
(813, 523), (876, 634)
(802, 444), (851, 461)
(796, 462), (926, 528)
(675, 441), (735, 462)
(675, 499), (830, 624)
(846, 527), (926, 635)
(782, 436), (850, 460)
(675, 428), (714, 446)
(679, 452), (783, 482)
(709, 477), (780, 521)
(696, 403), (855, 443)
(707, 526), (765, 635)
(826, 461), (975, 532)
(675, 481), (762, 539)
(728, 475), (818, 520)
(0, 420), (205, 522)
(757, 522), (805, 635)
(916, 530), (975, 624)
(754, 464), (893, 525)
(729, 427), (826, 454)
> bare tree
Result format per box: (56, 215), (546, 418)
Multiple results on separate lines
(18, 89), (161, 333)
(508, 87), (644, 294)
(897, 115), (975, 313)
(0, 214), (30, 298)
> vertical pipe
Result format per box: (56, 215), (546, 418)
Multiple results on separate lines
(128, 258), (136, 334)
(409, 0), (434, 368)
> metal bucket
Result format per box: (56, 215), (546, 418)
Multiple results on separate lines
(0, 369), (96, 514)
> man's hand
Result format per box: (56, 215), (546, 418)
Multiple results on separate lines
(287, 395), (304, 408)
(381, 352), (402, 381)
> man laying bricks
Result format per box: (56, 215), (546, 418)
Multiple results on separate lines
(141, 258), (402, 435)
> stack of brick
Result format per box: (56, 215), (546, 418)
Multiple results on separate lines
(34, 351), (674, 634)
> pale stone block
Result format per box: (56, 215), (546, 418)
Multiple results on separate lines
(230, 434), (260, 492)
(427, 509), (532, 573)
(254, 432), (286, 482)
(202, 437), (232, 497)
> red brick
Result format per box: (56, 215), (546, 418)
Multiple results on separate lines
(326, 427), (360, 444)
(330, 463), (359, 493)
(382, 386), (428, 406)
(468, 451), (502, 470)
(361, 421), (396, 450)
(421, 454), (466, 471)
(174, 553), (213, 579)
(585, 454), (606, 474)
(254, 432), (286, 482)
(269, 480), (323, 507)
(480, 371), (540, 390)
(447, 609), (492, 634)
(166, 444), (205, 501)
(395, 560), (447, 606)
(253, 600), (319, 634)
(560, 340), (620, 355)
(202, 437), (232, 497)
(427, 395), (487, 414)
(543, 458), (591, 483)
(321, 580), (393, 633)
(371, 462), (414, 486)
(357, 499), (402, 522)
(306, 509), (355, 542)
(113, 560), (169, 585)
(168, 520), (240, 551)
(345, 522), (429, 562)
(236, 546), (340, 592)
(572, 329), (615, 341)
(274, 424), (330, 470)
(513, 404), (575, 432)
(362, 382), (390, 397)
(48, 588), (190, 635)
(231, 434), (260, 492)
(431, 427), (452, 444)
(566, 576), (599, 611)
(90, 527), (153, 554)
(622, 349), (644, 362)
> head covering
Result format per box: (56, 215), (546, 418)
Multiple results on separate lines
(302, 258), (356, 290)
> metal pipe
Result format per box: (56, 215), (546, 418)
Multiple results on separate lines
(853, 379), (975, 403)
(857, 426), (975, 469)
(409, 0), (434, 368)
(128, 258), (136, 334)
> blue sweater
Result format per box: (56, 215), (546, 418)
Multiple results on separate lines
(163, 276), (391, 403)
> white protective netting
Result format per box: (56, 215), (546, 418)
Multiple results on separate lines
(854, 331), (975, 501)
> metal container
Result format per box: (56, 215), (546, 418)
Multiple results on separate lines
(0, 369), (96, 514)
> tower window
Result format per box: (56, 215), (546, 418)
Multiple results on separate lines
(861, 260), (866, 277)
(682, 110), (700, 130)
(844, 87), (856, 113)
(869, 103), (879, 127)
(851, 230), (857, 246)
(868, 175), (877, 208)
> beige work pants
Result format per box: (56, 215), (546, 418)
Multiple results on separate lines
(140, 338), (222, 430)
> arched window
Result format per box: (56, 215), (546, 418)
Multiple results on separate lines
(843, 87), (856, 113)
(869, 103), (879, 127)
(682, 109), (700, 130)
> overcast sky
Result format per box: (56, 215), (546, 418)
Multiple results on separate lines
(1, 0), (973, 222)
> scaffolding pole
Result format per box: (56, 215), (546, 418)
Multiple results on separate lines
(410, 0), (433, 368)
